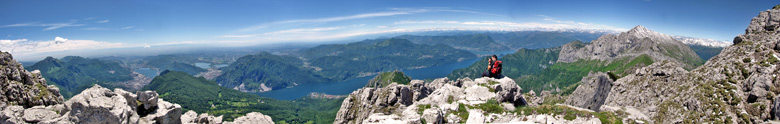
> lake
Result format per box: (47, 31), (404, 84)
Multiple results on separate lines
(195, 62), (229, 69)
(194, 62), (211, 69)
(134, 68), (159, 78)
(253, 57), (483, 100)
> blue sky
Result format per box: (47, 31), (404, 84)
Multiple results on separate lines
(0, 0), (777, 61)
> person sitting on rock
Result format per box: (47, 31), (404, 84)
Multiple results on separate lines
(482, 55), (503, 78)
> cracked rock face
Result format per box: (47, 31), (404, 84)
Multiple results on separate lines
(565, 72), (613, 111)
(0, 51), (64, 108)
(65, 85), (140, 124)
(137, 91), (159, 110)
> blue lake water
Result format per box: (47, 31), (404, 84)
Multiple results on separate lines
(213, 64), (229, 68)
(194, 62), (211, 69)
(134, 68), (159, 78)
(253, 57), (483, 100)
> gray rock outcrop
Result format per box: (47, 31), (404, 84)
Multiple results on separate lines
(421, 109), (443, 124)
(334, 77), (543, 124)
(0, 52), (64, 108)
(1, 85), (275, 124)
(224, 112), (274, 124)
(64, 85), (141, 124)
(565, 72), (613, 111)
(0, 51), (275, 124)
(136, 91), (159, 110)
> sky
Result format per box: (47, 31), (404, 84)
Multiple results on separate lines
(0, 0), (777, 61)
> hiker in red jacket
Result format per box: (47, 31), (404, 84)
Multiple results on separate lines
(482, 55), (502, 78)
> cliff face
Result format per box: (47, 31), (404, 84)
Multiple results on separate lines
(565, 5), (780, 123)
(0, 51), (64, 108)
(0, 52), (274, 124)
(558, 25), (704, 70)
(564, 72), (613, 111)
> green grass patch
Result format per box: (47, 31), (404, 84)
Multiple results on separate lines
(516, 105), (619, 123)
(488, 80), (500, 85)
(518, 54), (653, 94)
(478, 83), (496, 92)
(456, 104), (469, 120)
(417, 104), (432, 115)
(474, 99), (504, 115)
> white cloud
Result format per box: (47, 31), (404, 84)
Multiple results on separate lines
(149, 41), (196, 46)
(41, 22), (85, 31)
(536, 15), (627, 32)
(121, 26), (135, 30)
(394, 20), (460, 24)
(82, 27), (111, 30)
(223, 26), (346, 38)
(461, 21), (496, 25)
(1, 21), (86, 30)
(96, 20), (110, 23)
(240, 11), (417, 31)
(216, 9), (626, 45)
(221, 34), (256, 38)
(0, 39), (28, 48)
(143, 44), (151, 48)
(263, 26), (344, 35)
(54, 37), (68, 42)
(1, 22), (38, 27)
(239, 7), (503, 31)
(1, 37), (126, 58)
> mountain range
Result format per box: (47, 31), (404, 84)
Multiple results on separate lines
(334, 4), (780, 123)
(450, 25), (702, 94)
(216, 38), (477, 92)
(25, 56), (138, 98)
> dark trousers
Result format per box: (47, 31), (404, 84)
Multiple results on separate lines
(482, 72), (501, 78)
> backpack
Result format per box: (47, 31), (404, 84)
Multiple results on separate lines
(491, 60), (502, 75)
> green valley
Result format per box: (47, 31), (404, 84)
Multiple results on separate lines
(143, 70), (344, 124)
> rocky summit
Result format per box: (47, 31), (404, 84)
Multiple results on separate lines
(0, 51), (274, 124)
(564, 5), (780, 123)
(558, 25), (703, 70)
(334, 77), (607, 124)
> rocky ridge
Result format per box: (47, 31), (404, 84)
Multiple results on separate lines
(0, 52), (64, 109)
(334, 76), (606, 124)
(564, 72), (613, 111)
(0, 51), (274, 124)
(564, 5), (780, 123)
(558, 25), (704, 70)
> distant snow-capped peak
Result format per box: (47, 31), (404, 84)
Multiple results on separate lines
(624, 25), (676, 42)
(672, 36), (731, 47)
